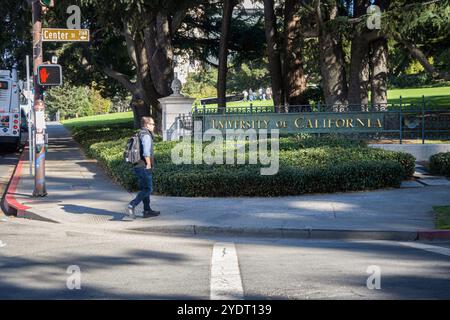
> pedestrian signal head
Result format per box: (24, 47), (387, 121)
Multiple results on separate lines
(37, 64), (62, 86)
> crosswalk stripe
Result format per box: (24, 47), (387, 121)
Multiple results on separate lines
(210, 242), (244, 300)
(399, 242), (450, 257)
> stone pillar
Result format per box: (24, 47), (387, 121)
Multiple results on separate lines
(158, 78), (195, 141)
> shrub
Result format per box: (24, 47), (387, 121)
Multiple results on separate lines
(64, 117), (415, 197)
(430, 152), (450, 176)
(81, 136), (414, 196)
(153, 161), (404, 197)
(46, 85), (113, 119)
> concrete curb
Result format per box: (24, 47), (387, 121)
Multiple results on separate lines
(5, 147), (450, 241)
(417, 230), (450, 241)
(2, 148), (31, 216)
(127, 225), (431, 241)
(1, 147), (58, 223)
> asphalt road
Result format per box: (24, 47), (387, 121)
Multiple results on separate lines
(0, 218), (449, 300)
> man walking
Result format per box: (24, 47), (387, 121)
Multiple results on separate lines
(126, 116), (160, 219)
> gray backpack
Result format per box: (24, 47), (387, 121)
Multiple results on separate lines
(124, 133), (142, 165)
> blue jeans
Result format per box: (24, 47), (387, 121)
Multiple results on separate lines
(129, 167), (153, 210)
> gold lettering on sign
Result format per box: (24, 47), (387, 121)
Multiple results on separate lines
(328, 119), (335, 128)
(376, 118), (382, 128)
(294, 118), (304, 128)
(357, 118), (365, 127)
(211, 115), (383, 131)
(336, 119), (345, 128)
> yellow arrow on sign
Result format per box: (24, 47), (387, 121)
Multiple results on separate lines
(42, 28), (90, 42)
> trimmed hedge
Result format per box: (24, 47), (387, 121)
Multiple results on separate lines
(63, 121), (415, 196)
(80, 132), (414, 197)
(430, 152), (450, 176)
(154, 161), (404, 197)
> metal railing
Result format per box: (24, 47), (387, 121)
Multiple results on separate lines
(187, 97), (450, 143)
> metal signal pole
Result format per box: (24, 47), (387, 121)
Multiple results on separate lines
(32, 0), (47, 197)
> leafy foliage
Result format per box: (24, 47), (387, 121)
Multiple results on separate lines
(64, 117), (415, 196)
(430, 152), (450, 176)
(46, 84), (113, 119)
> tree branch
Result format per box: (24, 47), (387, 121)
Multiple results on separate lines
(102, 67), (137, 93)
(394, 34), (450, 81)
(171, 9), (188, 34)
(122, 20), (138, 68)
(81, 44), (137, 93)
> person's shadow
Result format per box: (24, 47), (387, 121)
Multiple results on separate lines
(60, 204), (130, 222)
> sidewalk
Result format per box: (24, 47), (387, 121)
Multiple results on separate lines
(5, 122), (450, 240)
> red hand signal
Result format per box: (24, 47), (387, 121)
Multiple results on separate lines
(40, 67), (49, 83)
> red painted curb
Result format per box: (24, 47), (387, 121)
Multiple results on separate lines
(4, 148), (31, 216)
(417, 230), (450, 241)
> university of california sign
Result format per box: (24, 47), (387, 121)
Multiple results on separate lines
(203, 112), (385, 134)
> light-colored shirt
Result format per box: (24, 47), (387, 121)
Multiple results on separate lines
(141, 133), (153, 158)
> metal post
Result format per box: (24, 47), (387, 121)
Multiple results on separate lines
(421, 95), (425, 144)
(26, 55), (33, 176)
(317, 102), (321, 138)
(399, 96), (403, 144)
(32, 1), (47, 197)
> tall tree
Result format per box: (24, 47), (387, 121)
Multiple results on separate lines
(74, 0), (196, 130)
(315, 0), (348, 109)
(369, 0), (389, 107)
(348, 0), (370, 108)
(284, 0), (307, 105)
(217, 0), (238, 109)
(263, 0), (285, 107)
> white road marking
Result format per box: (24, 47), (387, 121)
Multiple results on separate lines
(210, 242), (244, 300)
(399, 242), (450, 257)
(0, 240), (6, 248)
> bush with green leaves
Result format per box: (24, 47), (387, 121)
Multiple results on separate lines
(46, 84), (113, 119)
(66, 121), (415, 196)
(430, 152), (450, 176)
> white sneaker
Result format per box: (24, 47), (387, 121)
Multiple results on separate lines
(125, 205), (136, 219)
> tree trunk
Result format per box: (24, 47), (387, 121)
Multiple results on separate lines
(153, 13), (175, 97)
(218, 0), (237, 109)
(348, 36), (369, 108)
(143, 13), (176, 133)
(370, 37), (388, 108)
(317, 2), (348, 110)
(284, 0), (307, 106)
(263, 0), (284, 108)
(348, 0), (370, 109)
(131, 90), (150, 129)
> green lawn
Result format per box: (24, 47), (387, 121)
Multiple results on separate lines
(196, 86), (450, 109)
(434, 205), (450, 230)
(63, 111), (134, 128)
(388, 86), (450, 108)
(61, 86), (450, 126)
